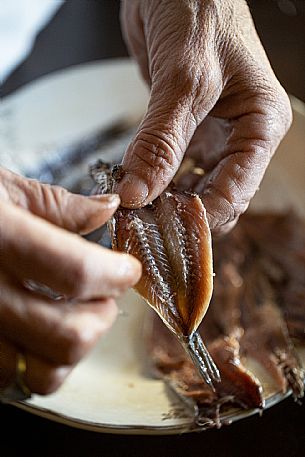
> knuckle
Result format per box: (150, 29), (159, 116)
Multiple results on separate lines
(27, 181), (71, 226)
(154, 63), (221, 122)
(213, 217), (239, 238)
(59, 324), (89, 365)
(246, 78), (293, 138)
(56, 301), (118, 365)
(47, 185), (69, 219)
(133, 130), (181, 175)
(205, 181), (247, 229)
(262, 87), (292, 128)
(191, 66), (222, 119)
(171, 65), (202, 100)
(49, 184), (69, 201)
(30, 181), (66, 208)
(276, 90), (293, 134)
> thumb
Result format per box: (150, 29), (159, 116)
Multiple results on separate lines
(114, 80), (201, 208)
(25, 183), (120, 235)
(0, 167), (120, 234)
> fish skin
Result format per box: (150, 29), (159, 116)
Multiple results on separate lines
(114, 205), (184, 332)
(112, 187), (214, 338)
(90, 161), (304, 422)
(240, 296), (304, 398)
(236, 216), (305, 398)
(144, 235), (264, 411)
(90, 161), (219, 386)
(208, 336), (264, 409)
(143, 211), (305, 425)
(145, 309), (263, 411)
(239, 212), (305, 343)
(211, 215), (304, 399)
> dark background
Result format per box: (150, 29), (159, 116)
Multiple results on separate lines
(1, 0), (305, 102)
(1, 1), (305, 456)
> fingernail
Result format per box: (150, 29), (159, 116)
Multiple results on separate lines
(88, 194), (120, 208)
(114, 174), (149, 208)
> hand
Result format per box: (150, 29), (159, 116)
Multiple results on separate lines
(117, 0), (292, 234)
(0, 168), (141, 395)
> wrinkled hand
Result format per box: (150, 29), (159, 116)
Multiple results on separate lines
(117, 0), (292, 234)
(0, 168), (141, 395)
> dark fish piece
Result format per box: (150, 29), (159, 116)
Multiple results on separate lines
(239, 212), (305, 342)
(143, 211), (305, 427)
(239, 266), (304, 399)
(90, 161), (304, 424)
(144, 236), (264, 426)
(90, 161), (220, 388)
(113, 189), (214, 336)
(144, 311), (263, 429)
(235, 214), (305, 398)
(212, 216), (304, 399)
(202, 247), (264, 410)
(144, 308), (218, 407)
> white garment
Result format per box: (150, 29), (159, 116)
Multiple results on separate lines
(0, 0), (64, 83)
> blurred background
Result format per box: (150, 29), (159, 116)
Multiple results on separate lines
(1, 0), (304, 102)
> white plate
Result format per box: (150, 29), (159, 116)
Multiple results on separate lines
(1, 58), (304, 435)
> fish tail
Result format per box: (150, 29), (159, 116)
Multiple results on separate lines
(182, 331), (221, 390)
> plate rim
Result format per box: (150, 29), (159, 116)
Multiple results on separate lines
(12, 388), (293, 435)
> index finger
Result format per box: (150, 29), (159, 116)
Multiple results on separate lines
(0, 201), (142, 299)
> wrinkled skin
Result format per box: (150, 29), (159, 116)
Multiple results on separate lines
(0, 168), (141, 395)
(117, 0), (292, 235)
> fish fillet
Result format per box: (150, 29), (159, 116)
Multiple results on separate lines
(90, 161), (220, 388)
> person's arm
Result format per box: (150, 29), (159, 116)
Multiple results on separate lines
(0, 168), (141, 395)
(117, 0), (292, 235)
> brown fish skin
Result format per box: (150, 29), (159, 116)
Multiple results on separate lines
(90, 162), (304, 422)
(239, 212), (305, 343)
(208, 336), (263, 409)
(90, 161), (219, 387)
(200, 243), (264, 409)
(235, 218), (305, 398)
(145, 241), (264, 410)
(112, 188), (213, 337)
(143, 210), (305, 422)
(210, 212), (304, 399)
(156, 190), (213, 333)
(145, 308), (263, 411)
(240, 302), (304, 398)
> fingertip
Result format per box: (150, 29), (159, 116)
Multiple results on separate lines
(114, 173), (149, 208)
(116, 253), (142, 287)
(88, 193), (120, 208)
(126, 254), (142, 285)
(73, 194), (120, 235)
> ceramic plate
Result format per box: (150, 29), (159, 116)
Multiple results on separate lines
(1, 58), (304, 435)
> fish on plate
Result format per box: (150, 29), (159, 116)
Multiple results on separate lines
(90, 160), (220, 389)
